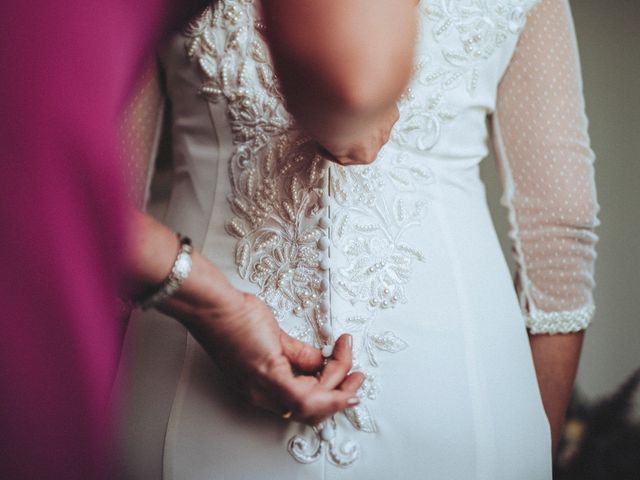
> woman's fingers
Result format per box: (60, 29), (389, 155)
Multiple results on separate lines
(318, 334), (354, 389)
(280, 331), (324, 374)
(338, 371), (365, 396)
(247, 331), (363, 425)
(304, 373), (364, 425)
(250, 361), (316, 420)
(248, 372), (363, 421)
(293, 388), (361, 423)
(264, 357), (361, 425)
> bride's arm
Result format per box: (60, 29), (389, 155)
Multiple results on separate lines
(262, 0), (417, 164)
(491, 0), (599, 454)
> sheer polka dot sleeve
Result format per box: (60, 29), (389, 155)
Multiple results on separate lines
(491, 0), (599, 334)
(119, 62), (165, 209)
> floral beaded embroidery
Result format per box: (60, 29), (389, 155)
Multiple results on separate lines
(329, 155), (433, 310)
(184, 0), (540, 468)
(392, 0), (540, 151)
(185, 0), (432, 467)
(187, 2), (328, 325)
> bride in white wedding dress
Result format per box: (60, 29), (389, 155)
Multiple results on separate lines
(117, 0), (599, 478)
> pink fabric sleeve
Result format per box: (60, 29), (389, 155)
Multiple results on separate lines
(492, 0), (599, 334)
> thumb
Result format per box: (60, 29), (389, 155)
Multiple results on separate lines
(280, 331), (324, 374)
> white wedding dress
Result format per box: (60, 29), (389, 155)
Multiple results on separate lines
(116, 0), (599, 478)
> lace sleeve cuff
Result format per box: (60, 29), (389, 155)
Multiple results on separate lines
(525, 304), (594, 334)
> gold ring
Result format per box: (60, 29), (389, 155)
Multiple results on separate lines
(281, 409), (293, 420)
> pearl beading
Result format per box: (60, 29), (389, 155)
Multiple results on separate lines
(526, 304), (595, 334)
(186, 0), (352, 466)
(391, 0), (540, 152)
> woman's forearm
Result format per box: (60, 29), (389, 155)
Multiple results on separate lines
(262, 1), (417, 159)
(125, 208), (243, 316)
(528, 331), (585, 455)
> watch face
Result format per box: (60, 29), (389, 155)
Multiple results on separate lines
(174, 253), (193, 278)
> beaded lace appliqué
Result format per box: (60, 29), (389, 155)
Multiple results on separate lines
(330, 156), (433, 310)
(392, 0), (539, 152)
(185, 0), (539, 469)
(187, 3), (327, 326)
(185, 0), (431, 468)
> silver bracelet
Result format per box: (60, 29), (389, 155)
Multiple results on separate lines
(138, 234), (193, 311)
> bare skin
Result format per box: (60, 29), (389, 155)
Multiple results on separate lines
(529, 331), (585, 455)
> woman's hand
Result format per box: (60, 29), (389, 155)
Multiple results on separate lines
(128, 210), (363, 425)
(179, 293), (364, 425)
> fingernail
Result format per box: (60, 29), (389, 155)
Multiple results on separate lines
(346, 334), (353, 348)
(347, 397), (360, 407)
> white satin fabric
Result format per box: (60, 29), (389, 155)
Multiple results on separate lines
(117, 1), (598, 478)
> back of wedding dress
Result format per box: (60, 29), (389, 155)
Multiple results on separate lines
(117, 1), (598, 478)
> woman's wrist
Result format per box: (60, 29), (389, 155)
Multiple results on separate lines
(126, 209), (246, 327)
(159, 248), (246, 329)
(136, 234), (193, 310)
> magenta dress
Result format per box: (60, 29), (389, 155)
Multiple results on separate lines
(0, 1), (203, 478)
